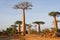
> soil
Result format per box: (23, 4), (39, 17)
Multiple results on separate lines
(0, 34), (60, 40)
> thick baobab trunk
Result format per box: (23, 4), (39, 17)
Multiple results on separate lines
(28, 25), (31, 34)
(22, 9), (26, 36)
(53, 16), (58, 37)
(38, 23), (40, 33)
(18, 24), (20, 33)
(54, 16), (58, 31)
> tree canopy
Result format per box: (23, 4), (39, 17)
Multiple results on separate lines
(49, 12), (60, 16)
(33, 21), (45, 24)
(57, 20), (60, 22)
(15, 21), (22, 24)
(14, 2), (32, 9)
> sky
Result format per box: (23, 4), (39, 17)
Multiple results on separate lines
(0, 0), (60, 30)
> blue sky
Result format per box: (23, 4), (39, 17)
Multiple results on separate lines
(0, 0), (60, 30)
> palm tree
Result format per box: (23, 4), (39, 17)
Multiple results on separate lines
(33, 21), (45, 33)
(26, 24), (32, 34)
(49, 12), (60, 32)
(49, 12), (60, 36)
(14, 2), (32, 36)
(15, 21), (22, 34)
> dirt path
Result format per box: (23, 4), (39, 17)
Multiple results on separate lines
(0, 34), (60, 40)
(24, 34), (60, 40)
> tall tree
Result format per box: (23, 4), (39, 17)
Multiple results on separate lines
(15, 21), (22, 34)
(33, 21), (45, 33)
(14, 2), (32, 36)
(26, 24), (32, 34)
(49, 12), (60, 36)
(49, 12), (60, 31)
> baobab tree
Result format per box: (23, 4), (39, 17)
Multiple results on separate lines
(10, 25), (17, 34)
(26, 24), (32, 34)
(49, 12), (60, 36)
(14, 2), (32, 36)
(33, 21), (45, 33)
(15, 21), (22, 34)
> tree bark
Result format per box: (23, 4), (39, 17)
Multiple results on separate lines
(28, 25), (31, 34)
(22, 9), (26, 36)
(53, 16), (58, 37)
(18, 24), (20, 33)
(38, 23), (40, 33)
(54, 16), (58, 31)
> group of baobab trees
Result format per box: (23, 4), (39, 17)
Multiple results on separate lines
(13, 1), (60, 36)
